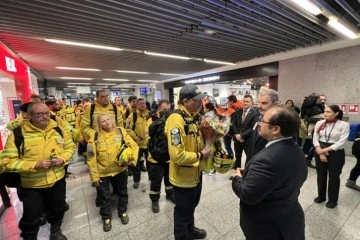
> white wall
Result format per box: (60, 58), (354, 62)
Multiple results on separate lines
(278, 44), (360, 122)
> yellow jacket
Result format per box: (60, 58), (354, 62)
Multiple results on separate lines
(81, 101), (123, 139)
(125, 110), (150, 149)
(0, 120), (75, 188)
(165, 105), (205, 188)
(87, 127), (139, 182)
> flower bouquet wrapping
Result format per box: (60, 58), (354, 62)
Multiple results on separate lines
(200, 112), (231, 149)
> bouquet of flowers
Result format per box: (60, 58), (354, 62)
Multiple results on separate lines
(200, 112), (231, 149)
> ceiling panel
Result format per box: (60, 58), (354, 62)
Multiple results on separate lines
(0, 0), (359, 90)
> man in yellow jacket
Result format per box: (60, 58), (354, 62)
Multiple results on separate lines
(81, 89), (123, 139)
(165, 84), (211, 240)
(125, 97), (149, 189)
(1, 103), (75, 240)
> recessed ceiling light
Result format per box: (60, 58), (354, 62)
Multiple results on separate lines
(56, 67), (101, 71)
(159, 73), (184, 76)
(116, 70), (149, 74)
(67, 82), (92, 85)
(144, 51), (191, 60)
(291, 0), (322, 15)
(328, 18), (358, 39)
(137, 80), (158, 82)
(204, 59), (235, 65)
(103, 78), (129, 81)
(61, 77), (93, 80)
(45, 38), (123, 51)
(95, 83), (117, 86)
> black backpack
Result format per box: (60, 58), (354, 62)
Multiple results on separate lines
(148, 109), (193, 163)
(89, 103), (118, 128)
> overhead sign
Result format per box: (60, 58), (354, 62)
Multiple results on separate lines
(184, 75), (220, 84)
(338, 104), (347, 113)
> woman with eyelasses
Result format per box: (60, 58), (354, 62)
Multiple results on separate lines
(312, 105), (349, 209)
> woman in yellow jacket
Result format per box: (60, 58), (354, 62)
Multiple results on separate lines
(87, 113), (138, 232)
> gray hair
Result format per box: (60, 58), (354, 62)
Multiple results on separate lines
(258, 89), (279, 104)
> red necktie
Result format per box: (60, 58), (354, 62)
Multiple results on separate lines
(242, 109), (247, 122)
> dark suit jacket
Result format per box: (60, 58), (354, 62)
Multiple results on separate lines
(247, 117), (268, 161)
(231, 108), (260, 142)
(232, 138), (307, 240)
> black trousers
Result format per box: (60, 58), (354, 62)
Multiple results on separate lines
(315, 148), (345, 203)
(19, 177), (66, 238)
(234, 140), (249, 169)
(349, 157), (360, 181)
(133, 148), (148, 183)
(173, 177), (202, 240)
(148, 161), (173, 202)
(97, 170), (128, 220)
(223, 135), (233, 156)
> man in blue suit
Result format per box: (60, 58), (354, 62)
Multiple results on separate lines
(232, 105), (307, 240)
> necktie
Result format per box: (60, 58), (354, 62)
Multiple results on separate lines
(242, 109), (247, 122)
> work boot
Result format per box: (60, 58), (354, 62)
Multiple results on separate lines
(166, 193), (175, 204)
(64, 202), (70, 211)
(119, 213), (129, 225)
(307, 159), (316, 169)
(103, 219), (112, 232)
(151, 201), (159, 213)
(346, 179), (360, 191)
(133, 182), (139, 189)
(50, 217), (67, 240)
(191, 227), (207, 239)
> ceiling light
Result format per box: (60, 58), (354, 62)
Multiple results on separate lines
(204, 59), (235, 65)
(328, 18), (358, 39)
(144, 51), (191, 60)
(95, 83), (117, 86)
(45, 38), (123, 51)
(56, 67), (101, 71)
(137, 80), (158, 82)
(67, 83), (92, 85)
(159, 73), (184, 76)
(103, 78), (129, 81)
(204, 29), (217, 35)
(61, 77), (93, 80)
(116, 70), (149, 74)
(291, 0), (322, 15)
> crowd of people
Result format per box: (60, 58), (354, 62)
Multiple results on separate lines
(0, 86), (359, 240)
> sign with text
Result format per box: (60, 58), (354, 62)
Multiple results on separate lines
(184, 75), (220, 84)
(338, 104), (347, 113)
(348, 104), (359, 114)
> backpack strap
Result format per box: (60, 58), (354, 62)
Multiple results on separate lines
(13, 127), (24, 157)
(112, 104), (118, 124)
(50, 114), (57, 121)
(132, 111), (137, 131)
(13, 125), (63, 158)
(125, 108), (130, 119)
(172, 109), (195, 135)
(89, 103), (96, 128)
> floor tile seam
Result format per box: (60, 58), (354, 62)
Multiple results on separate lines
(332, 200), (360, 240)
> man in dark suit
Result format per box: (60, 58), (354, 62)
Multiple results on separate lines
(230, 95), (259, 180)
(232, 105), (308, 240)
(247, 89), (279, 162)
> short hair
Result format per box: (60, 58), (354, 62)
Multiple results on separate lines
(243, 94), (254, 102)
(82, 98), (91, 103)
(268, 105), (300, 137)
(45, 99), (57, 106)
(285, 99), (294, 106)
(30, 94), (41, 99)
(258, 89), (279, 104)
(96, 89), (106, 98)
(157, 99), (170, 109)
(136, 98), (145, 104)
(327, 105), (343, 120)
(227, 95), (237, 103)
(27, 103), (44, 114)
(115, 97), (122, 101)
(75, 100), (82, 105)
(204, 102), (215, 111)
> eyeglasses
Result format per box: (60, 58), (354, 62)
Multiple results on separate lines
(259, 119), (274, 125)
(31, 112), (51, 118)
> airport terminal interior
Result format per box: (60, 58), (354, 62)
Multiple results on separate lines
(2, 0), (360, 239)
(1, 154), (360, 240)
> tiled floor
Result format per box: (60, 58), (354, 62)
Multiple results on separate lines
(1, 155), (360, 240)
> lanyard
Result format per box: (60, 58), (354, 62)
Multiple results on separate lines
(324, 122), (336, 143)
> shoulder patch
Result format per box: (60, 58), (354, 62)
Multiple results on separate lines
(171, 128), (181, 146)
